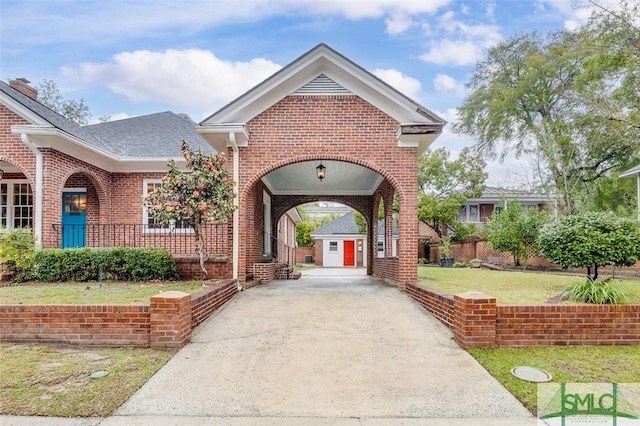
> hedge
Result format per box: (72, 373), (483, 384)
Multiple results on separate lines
(32, 247), (178, 282)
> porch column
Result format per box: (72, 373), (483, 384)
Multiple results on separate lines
(20, 134), (43, 249)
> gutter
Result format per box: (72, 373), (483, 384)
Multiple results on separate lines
(20, 133), (43, 249)
(229, 132), (240, 288)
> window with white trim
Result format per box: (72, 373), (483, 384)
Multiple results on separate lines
(329, 241), (338, 252)
(1, 182), (33, 229)
(457, 204), (479, 222)
(143, 180), (189, 230)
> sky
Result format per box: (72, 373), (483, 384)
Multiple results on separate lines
(1, 0), (601, 186)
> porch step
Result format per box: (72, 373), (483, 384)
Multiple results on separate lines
(290, 272), (301, 280)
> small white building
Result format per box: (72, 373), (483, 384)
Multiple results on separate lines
(310, 212), (398, 268)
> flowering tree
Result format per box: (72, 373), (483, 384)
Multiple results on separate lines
(144, 140), (237, 278)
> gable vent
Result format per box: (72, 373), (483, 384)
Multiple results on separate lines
(294, 74), (351, 95)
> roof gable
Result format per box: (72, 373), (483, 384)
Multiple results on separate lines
(310, 211), (399, 237)
(200, 44), (445, 131)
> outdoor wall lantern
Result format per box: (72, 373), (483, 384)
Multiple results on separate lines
(316, 163), (326, 181)
(0, 168), (3, 180)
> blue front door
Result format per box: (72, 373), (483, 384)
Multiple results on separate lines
(62, 192), (87, 248)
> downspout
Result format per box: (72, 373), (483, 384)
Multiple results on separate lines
(20, 133), (43, 249)
(637, 174), (640, 222)
(229, 132), (240, 288)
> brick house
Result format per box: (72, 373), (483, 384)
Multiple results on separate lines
(0, 44), (445, 289)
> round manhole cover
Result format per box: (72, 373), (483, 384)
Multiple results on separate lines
(510, 366), (552, 382)
(90, 370), (109, 379)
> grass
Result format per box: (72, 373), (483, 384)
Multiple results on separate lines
(417, 267), (640, 303)
(0, 280), (215, 304)
(0, 343), (176, 417)
(468, 345), (640, 415)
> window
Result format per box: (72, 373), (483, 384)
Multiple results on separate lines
(1, 182), (33, 229)
(468, 204), (479, 222)
(329, 241), (338, 252)
(457, 204), (479, 222)
(143, 180), (189, 230)
(377, 241), (384, 252)
(494, 205), (504, 214)
(456, 205), (467, 222)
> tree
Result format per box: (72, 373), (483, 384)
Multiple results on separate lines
(453, 28), (640, 213)
(296, 221), (317, 247)
(417, 147), (486, 238)
(144, 140), (237, 278)
(537, 212), (640, 280)
(36, 79), (92, 125)
(483, 202), (548, 268)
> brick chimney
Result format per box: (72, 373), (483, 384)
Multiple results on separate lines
(9, 78), (38, 100)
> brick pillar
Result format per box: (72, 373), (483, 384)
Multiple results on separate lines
(453, 291), (496, 349)
(150, 291), (192, 349)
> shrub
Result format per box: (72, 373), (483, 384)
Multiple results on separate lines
(565, 278), (628, 304)
(538, 212), (640, 280)
(32, 247), (178, 282)
(417, 258), (427, 265)
(0, 228), (36, 281)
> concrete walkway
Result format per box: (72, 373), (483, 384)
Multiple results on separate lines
(3, 272), (537, 425)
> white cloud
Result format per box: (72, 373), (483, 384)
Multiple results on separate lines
(433, 73), (466, 96)
(385, 11), (416, 35)
(538, 0), (598, 31)
(419, 13), (502, 66)
(420, 40), (485, 66)
(63, 49), (282, 113)
(372, 68), (422, 100)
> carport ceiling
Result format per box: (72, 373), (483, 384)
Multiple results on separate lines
(261, 160), (384, 195)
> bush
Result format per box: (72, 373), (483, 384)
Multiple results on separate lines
(538, 212), (640, 280)
(565, 278), (628, 304)
(417, 258), (427, 265)
(32, 247), (178, 282)
(0, 228), (36, 281)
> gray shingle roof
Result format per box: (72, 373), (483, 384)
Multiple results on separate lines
(83, 112), (214, 157)
(311, 212), (399, 237)
(1, 80), (213, 158)
(0, 80), (110, 153)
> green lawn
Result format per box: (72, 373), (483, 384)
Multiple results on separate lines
(468, 345), (640, 415)
(417, 266), (640, 303)
(0, 281), (214, 304)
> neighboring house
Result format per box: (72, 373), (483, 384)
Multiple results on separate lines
(0, 44), (445, 287)
(310, 212), (398, 267)
(274, 207), (303, 265)
(620, 165), (640, 221)
(456, 186), (554, 225)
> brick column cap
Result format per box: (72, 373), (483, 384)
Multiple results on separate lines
(454, 291), (495, 301)
(150, 291), (190, 301)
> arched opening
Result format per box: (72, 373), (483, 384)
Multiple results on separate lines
(59, 171), (103, 248)
(240, 157), (405, 286)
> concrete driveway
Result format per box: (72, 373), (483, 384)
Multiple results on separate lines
(105, 272), (536, 425)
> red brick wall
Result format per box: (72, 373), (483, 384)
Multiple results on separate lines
(296, 246), (314, 264)
(175, 257), (232, 279)
(406, 283), (640, 348)
(191, 279), (238, 328)
(0, 279), (238, 348)
(405, 283), (455, 327)
(0, 304), (150, 346)
(496, 304), (640, 346)
(236, 94), (418, 289)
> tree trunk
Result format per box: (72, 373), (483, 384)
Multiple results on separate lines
(194, 222), (208, 279)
